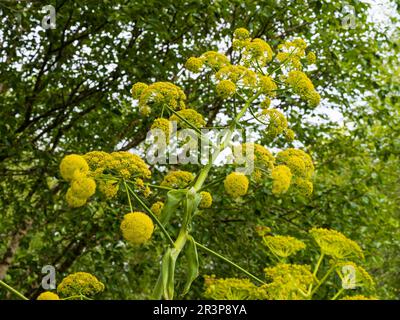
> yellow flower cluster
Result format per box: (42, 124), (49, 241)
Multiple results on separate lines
(264, 263), (313, 300)
(216, 79), (236, 98)
(37, 291), (60, 300)
(224, 172), (249, 198)
(120, 212), (154, 245)
(233, 29), (274, 67)
(285, 70), (321, 106)
(98, 180), (119, 199)
(260, 97), (271, 109)
(150, 201), (164, 216)
(284, 128), (295, 142)
(151, 118), (173, 141)
(271, 165), (292, 195)
(60, 154), (89, 181)
(235, 143), (275, 183)
(199, 191), (213, 208)
(292, 177), (313, 197)
(335, 261), (374, 289)
(306, 52), (316, 64)
(57, 272), (104, 298)
(60, 151), (151, 205)
(105, 151), (151, 180)
(201, 51), (230, 69)
(130, 82), (148, 99)
(131, 81), (186, 116)
(309, 228), (364, 260)
(169, 108), (206, 128)
(185, 57), (203, 73)
(258, 75), (277, 96)
(263, 235), (306, 258)
(83, 151), (112, 176)
(204, 275), (268, 300)
(276, 148), (314, 196)
(260, 109), (288, 138)
(133, 178), (151, 198)
(233, 27), (250, 40)
(161, 170), (194, 189)
(215, 65), (257, 87)
(60, 155), (96, 208)
(84, 151), (151, 180)
(276, 38), (308, 70)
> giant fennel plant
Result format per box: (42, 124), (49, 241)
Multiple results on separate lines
(0, 28), (376, 300)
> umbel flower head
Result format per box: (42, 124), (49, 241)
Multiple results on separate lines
(83, 151), (112, 176)
(216, 79), (236, 98)
(70, 176), (96, 199)
(151, 118), (173, 141)
(57, 272), (104, 298)
(309, 228), (364, 260)
(169, 108), (206, 129)
(234, 143), (275, 183)
(203, 275), (268, 300)
(60, 154), (89, 182)
(199, 191), (213, 208)
(66, 188), (87, 208)
(271, 165), (292, 195)
(291, 177), (313, 197)
(98, 179), (119, 199)
(224, 172), (249, 198)
(263, 235), (306, 258)
(260, 109), (288, 138)
(233, 27), (250, 40)
(240, 38), (274, 67)
(120, 212), (154, 245)
(215, 65), (257, 86)
(37, 291), (60, 300)
(150, 201), (164, 216)
(131, 82), (148, 99)
(285, 70), (320, 106)
(185, 57), (203, 73)
(264, 263), (313, 300)
(276, 148), (314, 180)
(201, 51), (230, 69)
(161, 170), (195, 189)
(334, 261), (375, 289)
(107, 151), (151, 180)
(258, 75), (277, 96)
(132, 81), (186, 116)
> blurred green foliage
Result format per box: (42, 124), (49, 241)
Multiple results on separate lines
(0, 0), (398, 299)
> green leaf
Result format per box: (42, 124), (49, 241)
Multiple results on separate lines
(160, 189), (187, 225)
(181, 235), (199, 296)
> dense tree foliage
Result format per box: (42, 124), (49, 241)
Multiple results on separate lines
(0, 0), (399, 300)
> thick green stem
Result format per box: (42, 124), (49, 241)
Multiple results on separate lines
(307, 253), (325, 296)
(0, 280), (29, 300)
(193, 92), (261, 192)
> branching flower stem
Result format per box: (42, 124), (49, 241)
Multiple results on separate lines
(0, 280), (29, 300)
(194, 241), (266, 285)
